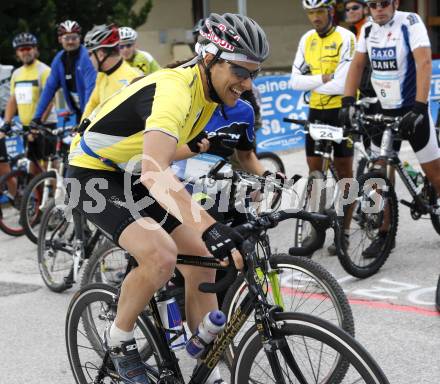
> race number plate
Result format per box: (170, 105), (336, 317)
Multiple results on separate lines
(309, 123), (344, 143)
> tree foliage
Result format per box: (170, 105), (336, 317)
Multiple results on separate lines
(0, 0), (153, 66)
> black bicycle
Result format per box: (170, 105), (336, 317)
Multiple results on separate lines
(79, 161), (355, 367)
(339, 113), (440, 278)
(66, 207), (389, 384)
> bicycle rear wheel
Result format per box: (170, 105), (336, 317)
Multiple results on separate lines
(66, 283), (166, 384)
(221, 254), (355, 366)
(37, 201), (75, 292)
(256, 151), (285, 174)
(0, 169), (30, 236)
(337, 171), (398, 278)
(232, 312), (389, 384)
(20, 170), (56, 244)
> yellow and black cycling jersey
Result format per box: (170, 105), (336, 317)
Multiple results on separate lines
(126, 50), (161, 76)
(69, 64), (217, 173)
(291, 26), (356, 110)
(82, 59), (141, 120)
(10, 60), (57, 125)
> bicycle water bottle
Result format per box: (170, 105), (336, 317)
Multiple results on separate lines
(403, 161), (424, 187)
(156, 289), (187, 351)
(186, 310), (226, 359)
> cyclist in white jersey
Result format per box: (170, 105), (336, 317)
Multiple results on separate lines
(341, 0), (440, 255)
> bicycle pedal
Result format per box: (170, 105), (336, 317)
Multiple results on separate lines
(399, 199), (413, 208)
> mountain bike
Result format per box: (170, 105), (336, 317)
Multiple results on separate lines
(338, 112), (440, 277)
(66, 209), (389, 384)
(37, 200), (104, 292)
(80, 162), (355, 366)
(20, 112), (74, 243)
(0, 122), (43, 236)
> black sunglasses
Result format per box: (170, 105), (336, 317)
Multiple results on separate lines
(119, 43), (134, 49)
(345, 4), (362, 12)
(224, 60), (260, 80)
(367, 1), (391, 9)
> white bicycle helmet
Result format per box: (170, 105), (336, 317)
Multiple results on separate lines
(302, 0), (335, 9)
(118, 27), (138, 44)
(57, 20), (81, 36)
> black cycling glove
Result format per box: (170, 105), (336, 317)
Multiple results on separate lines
(187, 131), (208, 153)
(399, 101), (427, 140)
(202, 222), (243, 261)
(338, 96), (356, 130)
(0, 122), (11, 134)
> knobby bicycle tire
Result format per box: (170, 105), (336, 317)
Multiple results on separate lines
(256, 151), (285, 174)
(337, 171), (398, 278)
(66, 283), (165, 384)
(426, 180), (440, 236)
(37, 201), (74, 292)
(221, 254), (355, 367)
(0, 169), (30, 236)
(436, 275), (440, 313)
(232, 312), (389, 384)
(20, 170), (56, 244)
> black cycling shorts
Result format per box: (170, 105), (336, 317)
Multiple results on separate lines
(370, 106), (440, 164)
(306, 108), (354, 158)
(27, 124), (57, 162)
(66, 165), (182, 246)
(0, 137), (7, 162)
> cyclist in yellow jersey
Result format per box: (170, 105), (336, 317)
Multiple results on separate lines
(291, 0), (356, 254)
(118, 26), (161, 75)
(0, 33), (57, 178)
(81, 24), (141, 120)
(67, 13), (269, 384)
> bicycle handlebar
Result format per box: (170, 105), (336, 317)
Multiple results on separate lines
(198, 208), (332, 293)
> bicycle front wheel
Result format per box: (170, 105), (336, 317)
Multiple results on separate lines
(232, 312), (389, 384)
(37, 201), (74, 292)
(221, 254), (354, 366)
(66, 283), (166, 384)
(0, 169), (30, 236)
(256, 151), (285, 174)
(337, 171), (398, 278)
(20, 170), (56, 244)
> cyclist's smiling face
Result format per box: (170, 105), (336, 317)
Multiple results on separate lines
(306, 8), (333, 34)
(345, 2), (366, 24)
(211, 59), (258, 107)
(59, 33), (81, 51)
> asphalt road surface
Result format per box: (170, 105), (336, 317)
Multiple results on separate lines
(0, 143), (439, 383)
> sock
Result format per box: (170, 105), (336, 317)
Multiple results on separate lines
(344, 229), (350, 237)
(108, 322), (134, 347)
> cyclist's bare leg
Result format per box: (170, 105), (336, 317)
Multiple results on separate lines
(420, 157), (440, 195)
(306, 155), (323, 173)
(372, 160), (395, 232)
(172, 224), (217, 332)
(334, 156), (354, 229)
(116, 217), (178, 332)
(0, 162), (16, 196)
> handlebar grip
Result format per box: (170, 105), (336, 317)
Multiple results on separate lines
(198, 263), (238, 293)
(283, 118), (307, 125)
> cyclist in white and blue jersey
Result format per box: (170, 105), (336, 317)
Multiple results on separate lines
(341, 0), (440, 255)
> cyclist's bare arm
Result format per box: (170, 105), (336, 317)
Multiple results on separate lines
(41, 101), (55, 123)
(173, 139), (210, 161)
(343, 51), (368, 97)
(141, 131), (215, 232)
(3, 95), (17, 123)
(236, 149), (265, 176)
(413, 46), (432, 103)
